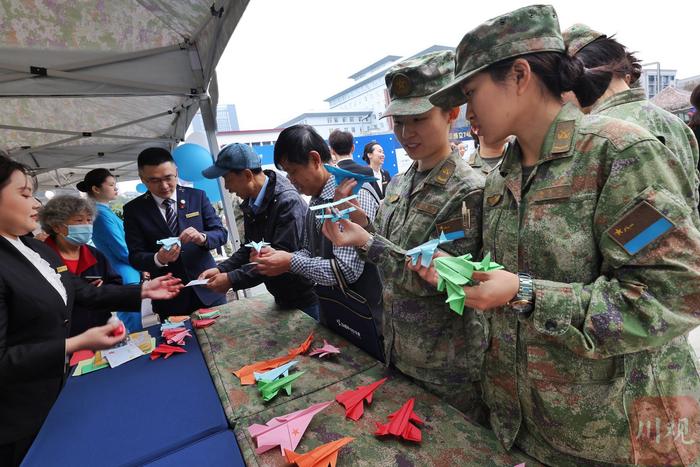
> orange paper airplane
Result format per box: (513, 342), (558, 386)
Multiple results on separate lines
(288, 332), (314, 356)
(233, 354), (295, 385)
(375, 398), (423, 443)
(335, 377), (387, 421)
(284, 437), (354, 467)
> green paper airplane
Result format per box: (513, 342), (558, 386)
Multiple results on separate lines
(434, 253), (504, 315)
(258, 370), (305, 402)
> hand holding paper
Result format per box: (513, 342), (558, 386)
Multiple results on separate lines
(434, 253), (504, 315)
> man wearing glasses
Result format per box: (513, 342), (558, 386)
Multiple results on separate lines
(123, 147), (228, 318)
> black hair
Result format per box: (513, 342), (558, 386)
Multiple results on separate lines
(487, 51), (610, 108)
(230, 167), (263, 175)
(76, 168), (113, 195)
(690, 85), (700, 131)
(0, 153), (32, 193)
(362, 141), (380, 164)
(274, 125), (331, 169)
(328, 129), (354, 155)
(575, 37), (642, 86)
(137, 147), (174, 169)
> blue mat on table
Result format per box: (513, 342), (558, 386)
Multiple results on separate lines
(143, 430), (244, 467)
(22, 323), (229, 467)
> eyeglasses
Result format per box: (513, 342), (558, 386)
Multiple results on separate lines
(145, 174), (177, 185)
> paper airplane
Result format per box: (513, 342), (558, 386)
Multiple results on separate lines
(160, 321), (186, 331)
(285, 437), (354, 467)
(434, 252), (504, 315)
(245, 239), (271, 253)
(192, 318), (217, 328)
(315, 206), (356, 223)
(254, 360), (299, 383)
(325, 164), (378, 194)
(167, 316), (190, 323)
(195, 308), (220, 320)
(248, 400), (332, 455)
(405, 231), (452, 268)
(258, 371), (305, 401)
(335, 377), (387, 421)
(234, 354), (296, 385)
(375, 398), (423, 443)
(150, 344), (187, 360)
(162, 328), (191, 346)
(185, 279), (210, 287)
(157, 237), (181, 251)
(308, 195), (358, 212)
(288, 332), (314, 356)
(308, 340), (341, 358)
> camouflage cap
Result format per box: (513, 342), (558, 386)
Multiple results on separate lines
(562, 23), (606, 57)
(430, 4), (564, 109)
(382, 50), (455, 118)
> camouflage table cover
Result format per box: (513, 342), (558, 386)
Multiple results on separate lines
(195, 294), (380, 424)
(235, 365), (540, 467)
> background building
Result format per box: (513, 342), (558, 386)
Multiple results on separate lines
(640, 67), (677, 99)
(191, 104), (240, 132)
(277, 110), (378, 138)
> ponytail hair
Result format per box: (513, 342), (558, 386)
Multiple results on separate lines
(76, 168), (113, 196)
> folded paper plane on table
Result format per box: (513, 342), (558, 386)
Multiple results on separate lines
(156, 237), (180, 251)
(195, 308), (220, 320)
(234, 333), (313, 385)
(288, 332), (314, 356)
(258, 371), (305, 402)
(325, 164), (378, 194)
(192, 318), (216, 329)
(254, 360), (299, 383)
(167, 316), (190, 323)
(150, 344), (187, 360)
(405, 231), (453, 268)
(285, 436), (354, 467)
(315, 206), (356, 223)
(245, 239), (271, 253)
(375, 398), (423, 443)
(308, 340), (341, 358)
(248, 400), (332, 455)
(308, 195), (358, 212)
(162, 328), (191, 346)
(335, 377), (387, 421)
(434, 252), (504, 315)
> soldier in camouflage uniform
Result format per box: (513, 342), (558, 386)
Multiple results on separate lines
(421, 5), (700, 465)
(322, 51), (488, 423)
(564, 23), (700, 223)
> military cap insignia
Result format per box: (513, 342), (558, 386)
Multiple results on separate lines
(606, 200), (674, 255)
(391, 73), (413, 98)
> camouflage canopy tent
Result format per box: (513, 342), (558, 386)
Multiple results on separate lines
(0, 0), (248, 193)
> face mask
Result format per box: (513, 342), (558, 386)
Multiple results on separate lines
(65, 224), (93, 245)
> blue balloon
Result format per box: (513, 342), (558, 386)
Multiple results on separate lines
(172, 143), (213, 182)
(193, 177), (222, 203)
(135, 183), (147, 193)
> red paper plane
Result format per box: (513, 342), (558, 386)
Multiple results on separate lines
(284, 437), (354, 467)
(69, 349), (94, 367)
(192, 318), (217, 328)
(375, 398), (423, 442)
(162, 328), (191, 345)
(150, 344), (187, 360)
(335, 377), (387, 421)
(288, 332), (314, 356)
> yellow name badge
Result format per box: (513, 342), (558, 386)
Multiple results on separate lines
(56, 265), (68, 273)
(185, 211), (200, 219)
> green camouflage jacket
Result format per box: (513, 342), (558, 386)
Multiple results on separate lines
(482, 103), (700, 465)
(360, 151), (486, 393)
(592, 87), (700, 222)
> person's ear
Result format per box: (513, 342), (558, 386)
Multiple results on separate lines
(512, 58), (532, 95)
(91, 185), (100, 196)
(309, 150), (322, 168)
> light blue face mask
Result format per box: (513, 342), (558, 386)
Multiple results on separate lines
(65, 224), (93, 245)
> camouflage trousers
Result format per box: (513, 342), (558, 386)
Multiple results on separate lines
(410, 375), (490, 427)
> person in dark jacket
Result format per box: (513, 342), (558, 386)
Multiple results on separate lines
(199, 143), (318, 317)
(39, 195), (137, 337)
(329, 130), (382, 201)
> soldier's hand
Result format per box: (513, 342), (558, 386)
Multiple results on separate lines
(405, 258), (439, 287)
(156, 244), (180, 264)
(322, 217), (370, 247)
(463, 270), (519, 310)
(205, 272), (232, 294)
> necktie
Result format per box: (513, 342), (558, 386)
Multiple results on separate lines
(163, 199), (178, 235)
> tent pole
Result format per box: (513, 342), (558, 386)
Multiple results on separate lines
(199, 94), (247, 299)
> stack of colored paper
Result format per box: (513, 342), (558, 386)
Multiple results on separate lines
(72, 351), (109, 376)
(434, 253), (504, 315)
(129, 331), (156, 354)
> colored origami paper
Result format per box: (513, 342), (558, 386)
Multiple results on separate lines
(288, 332), (314, 356)
(405, 231), (453, 268)
(254, 360), (299, 383)
(73, 357), (109, 376)
(434, 252), (504, 315)
(285, 437), (354, 467)
(324, 164), (379, 194)
(69, 349), (94, 367)
(245, 239), (271, 253)
(156, 237), (181, 251)
(248, 401), (332, 455)
(162, 328), (191, 346)
(234, 333), (314, 385)
(308, 340), (341, 358)
(150, 344), (187, 360)
(192, 318), (216, 329)
(308, 195), (358, 212)
(335, 377), (387, 421)
(195, 308), (221, 320)
(167, 316), (190, 323)
(315, 206), (357, 223)
(375, 398), (423, 443)
(258, 371), (305, 401)
(160, 321), (186, 331)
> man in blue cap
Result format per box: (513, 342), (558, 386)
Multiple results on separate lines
(199, 143), (318, 317)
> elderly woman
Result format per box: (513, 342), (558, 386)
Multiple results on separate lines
(39, 195), (131, 337)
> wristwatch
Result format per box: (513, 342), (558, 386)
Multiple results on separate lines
(509, 272), (534, 317)
(358, 234), (374, 253)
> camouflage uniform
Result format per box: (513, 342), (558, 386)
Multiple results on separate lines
(432, 5), (700, 466)
(359, 51), (488, 421)
(468, 147), (505, 176)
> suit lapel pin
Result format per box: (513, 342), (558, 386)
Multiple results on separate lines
(179, 199), (186, 209)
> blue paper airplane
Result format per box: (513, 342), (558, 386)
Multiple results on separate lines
(405, 232), (452, 268)
(245, 239), (271, 253)
(315, 207), (357, 223)
(324, 164), (379, 194)
(308, 195), (358, 212)
(157, 237), (181, 251)
(254, 360), (299, 383)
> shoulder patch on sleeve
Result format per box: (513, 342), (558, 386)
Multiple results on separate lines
(606, 201), (674, 255)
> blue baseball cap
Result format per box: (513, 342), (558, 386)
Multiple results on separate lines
(202, 143), (262, 179)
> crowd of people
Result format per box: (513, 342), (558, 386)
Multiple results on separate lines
(2, 4), (700, 466)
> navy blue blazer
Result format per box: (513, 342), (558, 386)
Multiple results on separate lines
(123, 185), (227, 316)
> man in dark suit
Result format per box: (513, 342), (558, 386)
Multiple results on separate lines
(124, 147), (228, 318)
(328, 129), (382, 200)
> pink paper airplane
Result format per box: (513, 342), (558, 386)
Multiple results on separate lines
(248, 400), (332, 455)
(335, 377), (387, 421)
(162, 328), (191, 346)
(375, 398), (423, 443)
(308, 340), (341, 358)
